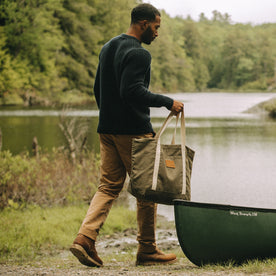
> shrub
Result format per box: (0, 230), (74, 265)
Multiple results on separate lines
(262, 98), (276, 118)
(0, 149), (100, 209)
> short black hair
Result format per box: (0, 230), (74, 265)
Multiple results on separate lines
(131, 3), (160, 24)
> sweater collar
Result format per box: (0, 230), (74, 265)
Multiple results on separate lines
(121, 33), (141, 44)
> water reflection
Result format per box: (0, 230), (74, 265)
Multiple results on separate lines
(0, 116), (100, 154)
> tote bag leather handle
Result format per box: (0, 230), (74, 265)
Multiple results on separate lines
(152, 110), (187, 194)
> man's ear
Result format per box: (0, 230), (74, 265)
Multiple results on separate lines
(140, 20), (149, 30)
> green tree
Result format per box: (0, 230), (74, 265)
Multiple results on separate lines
(0, 0), (276, 105)
(182, 20), (210, 90)
(1, 0), (68, 100)
(220, 27), (256, 87)
(148, 13), (195, 92)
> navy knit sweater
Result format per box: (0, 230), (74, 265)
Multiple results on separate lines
(94, 34), (173, 134)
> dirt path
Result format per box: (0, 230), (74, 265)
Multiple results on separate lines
(0, 227), (274, 275)
(0, 228), (199, 275)
(0, 256), (249, 276)
(0, 257), (266, 276)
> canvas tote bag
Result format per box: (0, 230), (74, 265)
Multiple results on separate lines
(128, 110), (195, 205)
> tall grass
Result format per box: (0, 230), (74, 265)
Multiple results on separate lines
(0, 204), (137, 262)
(0, 149), (100, 209)
(0, 145), (139, 262)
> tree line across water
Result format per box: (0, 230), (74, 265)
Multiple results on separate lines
(0, 0), (276, 106)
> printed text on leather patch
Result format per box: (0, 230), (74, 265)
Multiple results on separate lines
(165, 159), (175, 169)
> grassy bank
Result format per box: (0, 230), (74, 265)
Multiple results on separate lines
(246, 96), (276, 118)
(0, 90), (95, 107)
(1, 142), (276, 274)
(1, 205), (276, 275)
(260, 97), (276, 118)
(0, 204), (137, 262)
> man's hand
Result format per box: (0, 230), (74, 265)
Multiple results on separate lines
(170, 100), (184, 115)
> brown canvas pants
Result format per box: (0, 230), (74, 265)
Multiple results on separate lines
(78, 133), (157, 253)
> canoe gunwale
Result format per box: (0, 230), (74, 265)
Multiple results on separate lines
(173, 199), (276, 213)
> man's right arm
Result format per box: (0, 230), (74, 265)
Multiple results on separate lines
(120, 49), (173, 110)
(120, 48), (184, 114)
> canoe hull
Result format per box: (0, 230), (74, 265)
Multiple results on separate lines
(174, 200), (276, 266)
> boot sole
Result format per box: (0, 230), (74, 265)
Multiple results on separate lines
(70, 244), (103, 267)
(136, 258), (177, 266)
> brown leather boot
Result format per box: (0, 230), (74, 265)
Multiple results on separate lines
(136, 248), (177, 266)
(70, 234), (103, 267)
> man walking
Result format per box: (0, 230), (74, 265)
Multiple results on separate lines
(70, 3), (184, 267)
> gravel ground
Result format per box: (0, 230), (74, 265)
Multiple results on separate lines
(1, 260), (269, 276)
(0, 263), (247, 276)
(0, 227), (274, 275)
(0, 258), (251, 276)
(0, 228), (198, 276)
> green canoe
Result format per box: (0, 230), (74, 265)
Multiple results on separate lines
(174, 200), (276, 266)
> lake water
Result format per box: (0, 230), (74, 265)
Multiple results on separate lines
(1, 92), (276, 220)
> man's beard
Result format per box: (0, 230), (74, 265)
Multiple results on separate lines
(141, 26), (154, 45)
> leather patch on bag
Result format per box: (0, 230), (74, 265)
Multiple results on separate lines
(165, 159), (175, 169)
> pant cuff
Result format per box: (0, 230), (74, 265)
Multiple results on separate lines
(78, 228), (98, 242)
